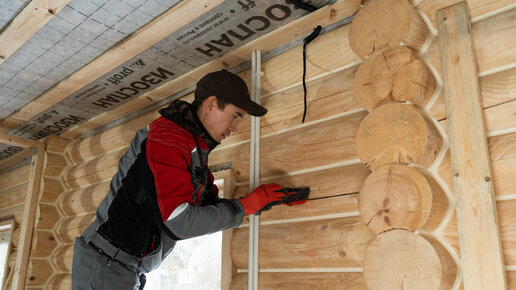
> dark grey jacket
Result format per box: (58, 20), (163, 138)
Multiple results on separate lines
(81, 100), (244, 272)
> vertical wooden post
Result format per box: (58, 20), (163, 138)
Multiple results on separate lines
(220, 170), (237, 290)
(437, 2), (507, 289)
(0, 133), (45, 290)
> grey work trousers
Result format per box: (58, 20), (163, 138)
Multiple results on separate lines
(72, 236), (145, 290)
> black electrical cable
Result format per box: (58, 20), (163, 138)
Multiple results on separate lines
(291, 0), (318, 12)
(302, 25), (322, 123)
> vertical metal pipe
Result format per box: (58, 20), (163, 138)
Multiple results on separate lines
(248, 50), (261, 290)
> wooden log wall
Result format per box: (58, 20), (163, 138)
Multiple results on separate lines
(0, 160), (30, 289)
(347, 0), (457, 288)
(22, 136), (71, 290)
(27, 0), (516, 289)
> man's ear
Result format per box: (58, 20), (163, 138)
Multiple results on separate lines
(205, 96), (217, 112)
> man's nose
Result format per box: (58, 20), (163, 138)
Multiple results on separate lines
(230, 120), (238, 132)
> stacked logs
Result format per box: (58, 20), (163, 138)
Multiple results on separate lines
(26, 136), (70, 289)
(349, 0), (456, 289)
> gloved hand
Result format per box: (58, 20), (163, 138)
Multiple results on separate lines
(239, 183), (310, 216)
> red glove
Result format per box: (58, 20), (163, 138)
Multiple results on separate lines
(239, 183), (310, 216)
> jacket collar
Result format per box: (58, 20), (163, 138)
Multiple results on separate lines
(159, 100), (219, 151)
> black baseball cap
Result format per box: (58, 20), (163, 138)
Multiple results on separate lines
(195, 69), (267, 117)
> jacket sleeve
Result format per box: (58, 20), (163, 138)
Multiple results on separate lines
(164, 200), (244, 239)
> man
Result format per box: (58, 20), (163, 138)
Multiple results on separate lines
(72, 69), (309, 289)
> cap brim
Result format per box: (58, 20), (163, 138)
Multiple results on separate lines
(232, 99), (267, 117)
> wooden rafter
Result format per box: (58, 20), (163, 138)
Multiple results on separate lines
(0, 0), (72, 66)
(0, 0), (361, 137)
(437, 2), (507, 289)
(0, 0), (224, 132)
(0, 134), (44, 290)
(0, 148), (33, 173)
(62, 0), (361, 138)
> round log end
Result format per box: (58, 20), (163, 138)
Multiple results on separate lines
(354, 46), (436, 111)
(26, 258), (54, 286)
(349, 0), (430, 58)
(364, 229), (442, 290)
(356, 103), (440, 169)
(48, 273), (72, 290)
(359, 164), (432, 234)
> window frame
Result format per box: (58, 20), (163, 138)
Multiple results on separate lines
(0, 219), (15, 290)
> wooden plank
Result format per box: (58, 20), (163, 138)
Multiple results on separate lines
(30, 230), (57, 258)
(42, 152), (67, 178)
(430, 66), (516, 121)
(0, 204), (25, 225)
(0, 132), (41, 149)
(40, 176), (64, 203)
(440, 131), (516, 199)
(0, 183), (28, 209)
(437, 3), (507, 288)
(12, 144), (45, 290)
(240, 195), (359, 225)
(232, 163), (369, 223)
(55, 213), (95, 244)
(0, 0), (224, 131)
(52, 244), (73, 272)
(491, 157), (516, 198)
(210, 111), (366, 182)
(68, 61), (359, 164)
(497, 199), (516, 266)
(59, 181), (109, 216)
(25, 258), (52, 286)
(0, 0), (71, 65)
(63, 147), (126, 190)
(507, 271), (516, 289)
(231, 216), (375, 269)
(225, 65), (360, 145)
(417, 0), (516, 29)
(424, 6), (516, 78)
(48, 274), (72, 290)
(230, 272), (366, 290)
(35, 204), (60, 230)
(44, 135), (71, 154)
(445, 199), (516, 268)
(220, 170), (237, 290)
(66, 110), (159, 164)
(436, 97), (516, 140)
(0, 149), (33, 173)
(0, 165), (30, 192)
(61, 0), (362, 138)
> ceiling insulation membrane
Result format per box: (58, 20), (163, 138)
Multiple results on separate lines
(0, 0), (332, 161)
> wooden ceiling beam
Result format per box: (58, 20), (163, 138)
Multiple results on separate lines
(0, 0), (72, 66)
(62, 0), (362, 138)
(0, 0), (223, 133)
(0, 132), (42, 149)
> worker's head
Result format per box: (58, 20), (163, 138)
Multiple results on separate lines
(193, 69), (267, 142)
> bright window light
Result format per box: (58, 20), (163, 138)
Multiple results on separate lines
(0, 223), (12, 288)
(146, 231), (222, 290)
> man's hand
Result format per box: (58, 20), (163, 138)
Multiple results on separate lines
(239, 183), (310, 216)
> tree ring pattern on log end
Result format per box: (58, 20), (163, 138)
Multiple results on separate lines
(355, 103), (440, 169)
(359, 164), (432, 234)
(349, 0), (430, 58)
(364, 229), (442, 290)
(354, 46), (436, 111)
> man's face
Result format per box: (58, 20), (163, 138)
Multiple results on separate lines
(203, 98), (245, 143)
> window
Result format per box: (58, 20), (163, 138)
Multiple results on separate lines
(0, 221), (13, 289)
(146, 231), (222, 290)
(146, 177), (226, 289)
